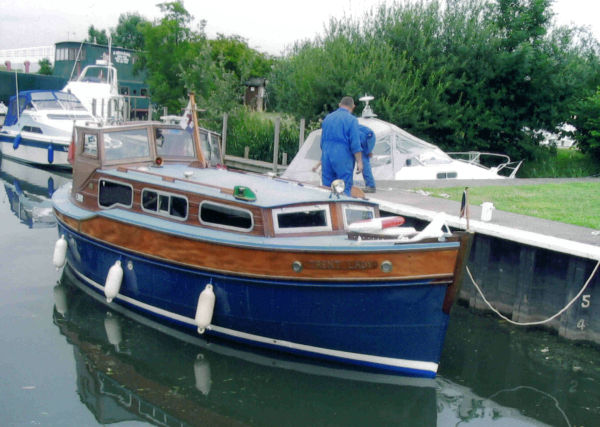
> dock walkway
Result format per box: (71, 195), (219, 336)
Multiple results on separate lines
(369, 178), (600, 260)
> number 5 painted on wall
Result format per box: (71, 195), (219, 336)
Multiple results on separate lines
(581, 294), (591, 308)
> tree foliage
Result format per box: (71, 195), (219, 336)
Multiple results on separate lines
(86, 25), (109, 45)
(268, 0), (600, 162)
(571, 88), (600, 161)
(111, 13), (149, 50)
(37, 58), (53, 75)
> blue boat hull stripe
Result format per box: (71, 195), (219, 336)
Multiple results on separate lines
(68, 262), (439, 375)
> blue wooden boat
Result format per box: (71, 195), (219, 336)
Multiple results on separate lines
(51, 102), (472, 377)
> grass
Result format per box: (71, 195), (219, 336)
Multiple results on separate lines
(420, 182), (600, 229)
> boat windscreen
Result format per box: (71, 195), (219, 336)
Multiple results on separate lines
(305, 131), (322, 161)
(156, 128), (196, 158)
(104, 128), (151, 161)
(30, 92), (61, 110)
(55, 92), (88, 111)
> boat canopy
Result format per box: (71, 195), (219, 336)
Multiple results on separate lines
(282, 116), (453, 183)
(3, 90), (88, 127)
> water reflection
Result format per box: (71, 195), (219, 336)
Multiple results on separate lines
(54, 267), (437, 426)
(0, 154), (71, 228)
(53, 266), (599, 426)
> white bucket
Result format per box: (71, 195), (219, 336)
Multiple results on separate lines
(481, 202), (495, 221)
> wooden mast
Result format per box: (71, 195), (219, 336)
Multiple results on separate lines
(189, 93), (207, 167)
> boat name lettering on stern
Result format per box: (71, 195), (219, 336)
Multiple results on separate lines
(305, 260), (378, 270)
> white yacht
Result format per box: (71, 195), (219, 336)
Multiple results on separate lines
(0, 90), (94, 167)
(283, 96), (522, 184)
(63, 61), (125, 121)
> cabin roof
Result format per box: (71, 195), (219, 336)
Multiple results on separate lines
(101, 164), (369, 208)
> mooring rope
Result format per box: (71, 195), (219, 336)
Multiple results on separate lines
(466, 260), (600, 326)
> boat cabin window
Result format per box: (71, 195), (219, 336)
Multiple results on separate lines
(155, 128), (195, 158)
(436, 172), (457, 179)
(98, 179), (133, 209)
(272, 204), (332, 234)
(199, 131), (222, 166)
(343, 205), (376, 228)
(141, 189), (188, 220)
(22, 126), (43, 134)
(104, 128), (151, 162)
(199, 201), (253, 232)
(83, 134), (98, 157)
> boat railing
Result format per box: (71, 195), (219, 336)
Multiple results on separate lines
(447, 151), (523, 178)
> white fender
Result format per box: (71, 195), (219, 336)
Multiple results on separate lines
(104, 313), (122, 350)
(194, 354), (212, 395)
(104, 260), (123, 303)
(348, 216), (405, 233)
(53, 235), (68, 270)
(53, 285), (68, 316)
(195, 284), (216, 334)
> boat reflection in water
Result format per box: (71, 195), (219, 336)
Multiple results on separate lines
(0, 155), (71, 228)
(54, 266), (438, 426)
(56, 265), (584, 426)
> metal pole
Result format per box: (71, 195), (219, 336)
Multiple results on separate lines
(15, 71), (19, 120)
(299, 118), (305, 149)
(273, 117), (280, 174)
(221, 113), (228, 156)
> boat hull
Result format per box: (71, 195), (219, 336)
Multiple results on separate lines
(0, 133), (70, 167)
(56, 217), (457, 377)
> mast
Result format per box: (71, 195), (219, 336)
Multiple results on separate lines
(189, 93), (207, 167)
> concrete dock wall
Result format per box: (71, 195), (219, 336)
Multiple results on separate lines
(374, 184), (600, 346)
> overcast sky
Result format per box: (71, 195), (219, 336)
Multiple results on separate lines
(1, 0), (599, 55)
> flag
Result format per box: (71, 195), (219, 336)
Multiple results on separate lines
(180, 100), (193, 131)
(459, 188), (468, 218)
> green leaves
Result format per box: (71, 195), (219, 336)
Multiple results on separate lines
(269, 0), (600, 165)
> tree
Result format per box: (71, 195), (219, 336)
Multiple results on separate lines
(38, 58), (53, 75)
(268, 0), (600, 162)
(138, 1), (212, 113)
(87, 25), (109, 45)
(111, 13), (149, 50)
(209, 34), (274, 82)
(571, 88), (600, 161)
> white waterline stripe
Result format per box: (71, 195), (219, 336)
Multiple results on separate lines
(69, 263), (438, 374)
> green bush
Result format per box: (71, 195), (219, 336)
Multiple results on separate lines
(519, 147), (600, 177)
(204, 108), (302, 163)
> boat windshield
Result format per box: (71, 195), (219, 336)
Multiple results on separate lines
(155, 128), (196, 158)
(30, 91), (87, 112)
(78, 66), (115, 84)
(104, 128), (151, 162)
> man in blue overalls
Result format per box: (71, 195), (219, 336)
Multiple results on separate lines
(358, 125), (376, 193)
(320, 96), (363, 196)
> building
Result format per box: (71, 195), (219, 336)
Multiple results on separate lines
(244, 78), (267, 112)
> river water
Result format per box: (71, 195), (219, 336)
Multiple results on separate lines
(1, 156), (599, 427)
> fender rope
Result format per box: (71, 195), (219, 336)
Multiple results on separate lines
(466, 260), (600, 326)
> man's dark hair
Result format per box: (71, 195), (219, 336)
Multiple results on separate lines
(339, 96), (355, 108)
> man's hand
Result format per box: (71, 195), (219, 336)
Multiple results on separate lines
(354, 152), (363, 175)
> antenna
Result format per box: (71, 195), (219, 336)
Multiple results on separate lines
(359, 94), (377, 118)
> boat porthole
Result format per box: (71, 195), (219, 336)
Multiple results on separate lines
(127, 261), (134, 271)
(292, 261), (303, 273)
(381, 261), (393, 273)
